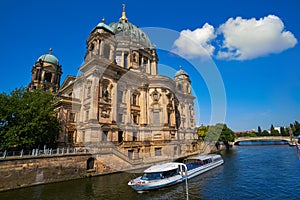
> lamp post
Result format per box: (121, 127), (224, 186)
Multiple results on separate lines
(178, 163), (189, 200)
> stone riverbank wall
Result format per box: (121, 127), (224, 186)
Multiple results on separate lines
(0, 153), (112, 192)
(0, 141), (222, 192)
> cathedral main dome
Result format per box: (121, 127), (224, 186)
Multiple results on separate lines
(109, 5), (152, 49)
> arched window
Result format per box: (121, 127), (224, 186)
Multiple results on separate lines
(103, 44), (110, 59)
(177, 83), (182, 91)
(44, 72), (52, 83)
(132, 94), (137, 105)
(87, 157), (95, 170)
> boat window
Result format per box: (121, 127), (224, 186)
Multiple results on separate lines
(162, 168), (179, 178)
(141, 168), (179, 180)
(214, 156), (222, 162)
(141, 172), (162, 180)
(203, 159), (213, 164)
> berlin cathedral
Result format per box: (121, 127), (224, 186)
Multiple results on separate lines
(28, 5), (199, 167)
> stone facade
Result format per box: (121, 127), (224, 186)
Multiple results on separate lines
(0, 154), (97, 192)
(29, 6), (199, 166)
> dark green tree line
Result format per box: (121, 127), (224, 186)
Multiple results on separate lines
(0, 88), (60, 150)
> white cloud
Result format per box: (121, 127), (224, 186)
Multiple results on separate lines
(172, 15), (297, 61)
(216, 15), (298, 60)
(172, 23), (216, 59)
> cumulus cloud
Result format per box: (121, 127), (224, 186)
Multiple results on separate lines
(217, 15), (298, 60)
(172, 15), (297, 61)
(172, 23), (216, 59)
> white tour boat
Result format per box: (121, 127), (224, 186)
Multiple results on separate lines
(128, 154), (224, 193)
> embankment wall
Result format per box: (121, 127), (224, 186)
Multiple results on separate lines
(0, 153), (110, 192)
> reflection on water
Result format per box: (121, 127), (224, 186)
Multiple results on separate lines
(1, 145), (300, 200)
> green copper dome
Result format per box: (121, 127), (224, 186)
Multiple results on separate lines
(109, 5), (152, 48)
(175, 69), (189, 77)
(37, 49), (59, 65)
(93, 18), (115, 34)
(109, 21), (152, 48)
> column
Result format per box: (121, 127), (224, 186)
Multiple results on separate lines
(111, 81), (117, 122)
(185, 102), (190, 129)
(147, 60), (151, 74)
(41, 71), (45, 82)
(109, 44), (114, 61)
(96, 40), (100, 55)
(151, 61), (157, 75)
(126, 89), (131, 124)
(141, 57), (144, 70)
(99, 40), (103, 56)
(90, 73), (99, 120)
(162, 90), (168, 125)
(51, 73), (55, 83)
(140, 87), (147, 125)
(121, 51), (124, 67)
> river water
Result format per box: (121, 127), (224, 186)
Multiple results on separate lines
(1, 145), (300, 200)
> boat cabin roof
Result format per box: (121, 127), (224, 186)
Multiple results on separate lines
(186, 154), (221, 161)
(144, 162), (180, 173)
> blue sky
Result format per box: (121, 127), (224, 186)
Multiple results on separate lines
(0, 0), (299, 131)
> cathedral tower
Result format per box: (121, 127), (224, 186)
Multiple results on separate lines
(29, 48), (62, 93)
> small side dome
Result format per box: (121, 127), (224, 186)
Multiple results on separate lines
(175, 69), (189, 78)
(93, 18), (115, 34)
(37, 48), (59, 65)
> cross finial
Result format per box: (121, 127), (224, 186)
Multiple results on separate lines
(120, 4), (128, 22)
(49, 48), (53, 54)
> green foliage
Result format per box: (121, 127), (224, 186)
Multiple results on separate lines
(0, 88), (60, 150)
(197, 123), (235, 143)
(261, 130), (270, 136)
(218, 124), (235, 142)
(257, 126), (262, 136)
(206, 124), (223, 142)
(293, 121), (300, 136)
(249, 133), (257, 137)
(197, 126), (208, 141)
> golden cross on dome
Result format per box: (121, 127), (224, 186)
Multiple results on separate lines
(120, 4), (128, 22)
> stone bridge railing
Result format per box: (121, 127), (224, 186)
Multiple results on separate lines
(234, 136), (291, 145)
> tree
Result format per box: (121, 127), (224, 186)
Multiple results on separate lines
(218, 124), (235, 149)
(294, 121), (300, 136)
(270, 124), (275, 134)
(205, 123), (223, 142)
(257, 126), (262, 136)
(261, 130), (269, 136)
(0, 88), (60, 150)
(270, 124), (279, 136)
(280, 126), (288, 136)
(197, 123), (235, 149)
(197, 125), (208, 141)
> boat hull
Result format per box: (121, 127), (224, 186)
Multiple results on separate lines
(128, 176), (184, 192)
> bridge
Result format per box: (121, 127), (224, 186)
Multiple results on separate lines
(234, 136), (291, 145)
